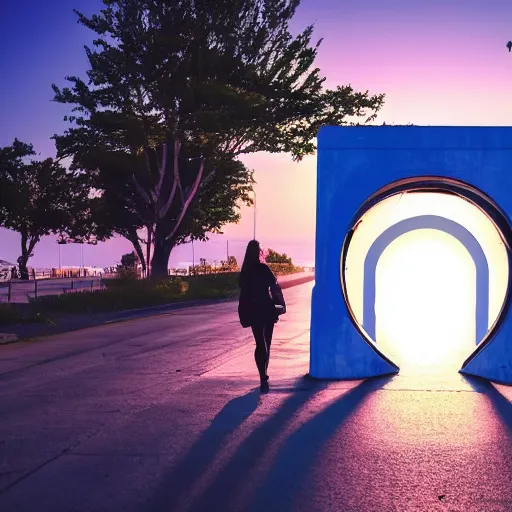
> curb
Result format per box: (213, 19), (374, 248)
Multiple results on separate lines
(101, 297), (235, 323)
(0, 333), (18, 344)
(279, 275), (315, 290)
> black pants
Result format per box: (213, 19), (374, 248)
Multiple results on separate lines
(251, 322), (275, 381)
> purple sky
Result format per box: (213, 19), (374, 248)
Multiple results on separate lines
(1, 0), (511, 269)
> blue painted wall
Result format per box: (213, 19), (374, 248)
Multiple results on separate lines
(311, 126), (512, 382)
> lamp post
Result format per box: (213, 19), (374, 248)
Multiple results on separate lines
(252, 189), (257, 240)
(57, 238), (67, 272)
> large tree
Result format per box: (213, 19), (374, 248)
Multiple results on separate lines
(64, 149), (253, 277)
(0, 139), (91, 280)
(53, 0), (384, 277)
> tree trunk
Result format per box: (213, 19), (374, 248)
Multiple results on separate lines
(18, 233), (30, 280)
(133, 240), (146, 278)
(146, 226), (153, 279)
(18, 257), (29, 281)
(151, 235), (174, 279)
(126, 232), (146, 278)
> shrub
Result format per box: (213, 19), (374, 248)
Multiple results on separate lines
(0, 304), (43, 326)
(116, 267), (139, 280)
(28, 273), (240, 314)
(267, 263), (304, 276)
(265, 249), (292, 265)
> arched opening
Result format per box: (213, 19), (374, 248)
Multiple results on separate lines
(363, 215), (489, 344)
(341, 181), (510, 376)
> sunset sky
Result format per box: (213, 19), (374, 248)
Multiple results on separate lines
(1, 0), (511, 269)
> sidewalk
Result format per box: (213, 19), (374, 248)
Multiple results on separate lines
(277, 271), (314, 288)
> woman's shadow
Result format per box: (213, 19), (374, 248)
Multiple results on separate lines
(190, 375), (392, 512)
(137, 387), (260, 511)
(141, 375), (324, 511)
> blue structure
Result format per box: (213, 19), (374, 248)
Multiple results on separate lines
(310, 126), (512, 383)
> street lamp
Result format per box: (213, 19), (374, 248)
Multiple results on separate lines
(252, 189), (257, 240)
(57, 238), (67, 270)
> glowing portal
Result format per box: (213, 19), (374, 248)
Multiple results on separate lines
(343, 192), (508, 371)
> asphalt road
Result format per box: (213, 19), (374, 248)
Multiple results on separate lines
(1, 282), (512, 511)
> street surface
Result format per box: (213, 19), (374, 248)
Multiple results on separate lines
(1, 282), (512, 511)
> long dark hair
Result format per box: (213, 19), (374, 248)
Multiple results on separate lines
(239, 240), (261, 287)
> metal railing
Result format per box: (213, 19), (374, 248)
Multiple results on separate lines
(0, 277), (105, 303)
(4, 269), (104, 280)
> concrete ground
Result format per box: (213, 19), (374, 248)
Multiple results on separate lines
(1, 282), (512, 511)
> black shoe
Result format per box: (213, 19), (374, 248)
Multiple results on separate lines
(260, 380), (269, 393)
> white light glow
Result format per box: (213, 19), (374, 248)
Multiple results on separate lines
(376, 229), (475, 370)
(343, 192), (509, 371)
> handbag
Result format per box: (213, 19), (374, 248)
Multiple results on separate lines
(271, 281), (286, 316)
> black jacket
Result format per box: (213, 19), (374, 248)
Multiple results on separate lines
(238, 264), (285, 328)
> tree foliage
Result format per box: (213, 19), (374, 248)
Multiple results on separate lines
(265, 248), (292, 264)
(120, 251), (139, 269)
(0, 139), (90, 279)
(53, 0), (384, 277)
(117, 250), (140, 278)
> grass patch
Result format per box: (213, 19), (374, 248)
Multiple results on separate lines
(28, 273), (241, 314)
(0, 303), (45, 326)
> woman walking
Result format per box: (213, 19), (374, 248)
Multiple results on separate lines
(238, 240), (286, 393)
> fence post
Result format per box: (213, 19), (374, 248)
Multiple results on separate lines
(91, 280), (94, 292)
(8, 280), (11, 303)
(34, 279), (38, 299)
(71, 280), (74, 291)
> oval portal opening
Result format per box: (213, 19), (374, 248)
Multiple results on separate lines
(341, 178), (512, 374)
